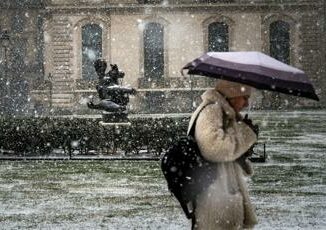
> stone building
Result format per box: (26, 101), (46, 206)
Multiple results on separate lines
(0, 0), (325, 115)
(0, 0), (45, 115)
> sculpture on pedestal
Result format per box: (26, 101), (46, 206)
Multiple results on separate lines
(87, 59), (136, 122)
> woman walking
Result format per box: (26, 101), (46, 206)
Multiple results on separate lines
(188, 80), (258, 230)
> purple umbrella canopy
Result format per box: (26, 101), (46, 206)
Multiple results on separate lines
(182, 51), (319, 101)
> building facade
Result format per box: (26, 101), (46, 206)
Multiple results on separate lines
(0, 0), (325, 115)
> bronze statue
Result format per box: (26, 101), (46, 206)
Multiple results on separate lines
(87, 59), (136, 120)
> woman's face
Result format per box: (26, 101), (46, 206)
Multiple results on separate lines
(228, 95), (250, 113)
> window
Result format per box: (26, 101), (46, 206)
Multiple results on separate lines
(82, 24), (102, 80)
(143, 22), (164, 79)
(270, 20), (290, 64)
(208, 22), (229, 52)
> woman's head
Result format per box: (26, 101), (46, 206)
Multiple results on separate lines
(215, 80), (252, 112)
(228, 95), (250, 113)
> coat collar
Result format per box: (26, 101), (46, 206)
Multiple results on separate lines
(201, 89), (236, 119)
(187, 89), (237, 135)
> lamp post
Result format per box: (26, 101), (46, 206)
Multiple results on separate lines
(0, 30), (10, 115)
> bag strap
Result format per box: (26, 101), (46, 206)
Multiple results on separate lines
(186, 102), (215, 220)
(188, 102), (214, 137)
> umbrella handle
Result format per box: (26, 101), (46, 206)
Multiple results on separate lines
(247, 99), (252, 114)
(180, 68), (186, 77)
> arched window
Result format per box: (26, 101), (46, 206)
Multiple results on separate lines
(270, 20), (290, 64)
(143, 22), (164, 79)
(208, 22), (229, 52)
(82, 24), (102, 80)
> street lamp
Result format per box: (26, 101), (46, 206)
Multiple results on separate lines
(0, 30), (10, 115)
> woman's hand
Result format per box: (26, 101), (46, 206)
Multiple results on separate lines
(243, 114), (259, 136)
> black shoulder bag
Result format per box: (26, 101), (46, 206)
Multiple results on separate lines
(161, 103), (217, 219)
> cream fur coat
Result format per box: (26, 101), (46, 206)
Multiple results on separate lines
(187, 89), (258, 230)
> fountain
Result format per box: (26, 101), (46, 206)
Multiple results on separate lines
(87, 59), (136, 123)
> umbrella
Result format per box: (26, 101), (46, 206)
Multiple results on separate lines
(182, 51), (319, 101)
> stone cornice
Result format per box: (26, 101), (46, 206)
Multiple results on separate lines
(44, 2), (323, 14)
(0, 1), (46, 9)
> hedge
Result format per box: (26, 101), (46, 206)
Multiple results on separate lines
(0, 116), (190, 156)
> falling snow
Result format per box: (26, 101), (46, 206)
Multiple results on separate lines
(0, 0), (325, 229)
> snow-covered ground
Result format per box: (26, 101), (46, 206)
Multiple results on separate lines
(0, 111), (325, 229)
